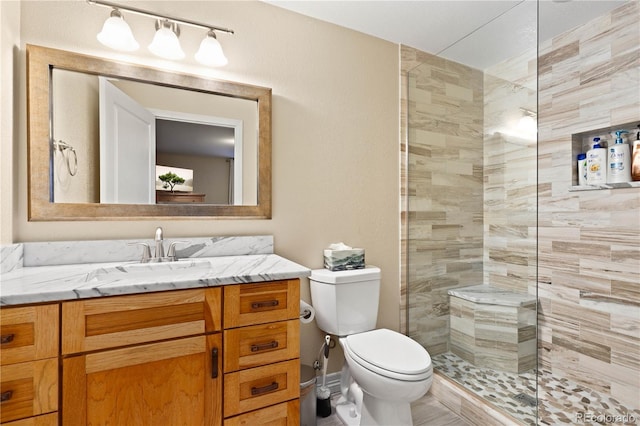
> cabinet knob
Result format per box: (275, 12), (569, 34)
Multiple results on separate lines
(250, 341), (279, 352)
(251, 382), (279, 396)
(0, 334), (15, 344)
(251, 300), (279, 310)
(0, 390), (13, 402)
(211, 348), (219, 379)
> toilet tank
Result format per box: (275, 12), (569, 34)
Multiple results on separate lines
(309, 266), (381, 336)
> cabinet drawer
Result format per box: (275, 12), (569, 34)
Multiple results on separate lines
(224, 359), (299, 417)
(224, 280), (299, 328)
(223, 400), (299, 426)
(62, 288), (221, 354)
(0, 359), (58, 424)
(224, 320), (299, 372)
(0, 305), (59, 366)
(2, 412), (58, 426)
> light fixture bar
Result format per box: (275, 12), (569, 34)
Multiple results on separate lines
(87, 0), (234, 34)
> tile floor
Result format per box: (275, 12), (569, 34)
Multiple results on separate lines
(313, 352), (640, 426)
(315, 392), (471, 426)
(432, 352), (537, 425)
(433, 352), (640, 426)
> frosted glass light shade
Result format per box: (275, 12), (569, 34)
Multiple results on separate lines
(97, 12), (139, 52)
(195, 32), (228, 67)
(148, 26), (185, 60)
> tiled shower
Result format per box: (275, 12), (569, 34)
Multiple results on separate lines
(401, 2), (639, 425)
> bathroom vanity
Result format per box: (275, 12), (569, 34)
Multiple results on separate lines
(0, 236), (310, 425)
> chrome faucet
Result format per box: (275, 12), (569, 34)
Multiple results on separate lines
(128, 227), (186, 263)
(154, 227), (165, 259)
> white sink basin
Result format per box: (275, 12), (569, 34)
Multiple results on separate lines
(87, 258), (213, 282)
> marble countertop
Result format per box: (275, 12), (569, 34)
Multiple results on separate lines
(0, 254), (311, 306)
(0, 236), (310, 306)
(448, 285), (536, 307)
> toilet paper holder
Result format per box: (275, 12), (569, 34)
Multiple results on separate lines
(299, 300), (315, 323)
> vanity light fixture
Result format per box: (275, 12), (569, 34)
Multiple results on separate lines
(88, 0), (233, 66)
(195, 30), (228, 67)
(96, 9), (139, 51)
(149, 20), (185, 60)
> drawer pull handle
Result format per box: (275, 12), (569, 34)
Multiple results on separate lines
(0, 390), (13, 402)
(211, 348), (219, 379)
(0, 334), (15, 344)
(251, 300), (279, 310)
(251, 341), (279, 352)
(251, 382), (279, 396)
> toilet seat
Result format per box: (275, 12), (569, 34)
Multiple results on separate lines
(343, 329), (432, 382)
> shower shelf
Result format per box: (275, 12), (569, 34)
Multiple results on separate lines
(571, 120), (639, 188)
(569, 181), (640, 192)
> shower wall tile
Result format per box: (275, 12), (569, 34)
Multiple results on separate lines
(401, 45), (484, 355)
(483, 49), (538, 296)
(537, 0), (640, 414)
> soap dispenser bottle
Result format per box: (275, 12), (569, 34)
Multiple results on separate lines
(587, 137), (607, 185)
(607, 130), (631, 183)
(632, 124), (640, 181)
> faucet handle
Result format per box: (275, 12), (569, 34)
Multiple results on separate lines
(166, 241), (188, 260)
(127, 242), (152, 263)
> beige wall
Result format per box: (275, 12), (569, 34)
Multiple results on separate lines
(0, 0), (20, 244)
(3, 0), (400, 372)
(52, 70), (100, 203)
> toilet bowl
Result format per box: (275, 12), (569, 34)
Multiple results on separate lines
(340, 329), (432, 425)
(309, 267), (432, 426)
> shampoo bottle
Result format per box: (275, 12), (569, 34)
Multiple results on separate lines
(587, 137), (607, 185)
(577, 153), (587, 185)
(632, 124), (640, 181)
(607, 130), (631, 183)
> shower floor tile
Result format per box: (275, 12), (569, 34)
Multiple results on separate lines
(433, 352), (640, 425)
(432, 352), (537, 425)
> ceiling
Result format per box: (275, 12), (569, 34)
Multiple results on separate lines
(154, 1), (627, 156)
(265, 0), (627, 70)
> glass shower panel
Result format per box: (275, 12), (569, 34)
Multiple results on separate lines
(405, 1), (538, 424)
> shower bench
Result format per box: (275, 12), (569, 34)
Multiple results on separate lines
(448, 285), (536, 373)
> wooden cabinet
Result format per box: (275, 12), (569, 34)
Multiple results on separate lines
(0, 305), (58, 425)
(1, 279), (302, 425)
(156, 190), (206, 203)
(61, 288), (223, 425)
(223, 279), (300, 423)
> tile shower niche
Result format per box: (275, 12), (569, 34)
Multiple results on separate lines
(571, 120), (640, 190)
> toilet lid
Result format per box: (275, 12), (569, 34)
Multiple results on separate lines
(344, 329), (432, 381)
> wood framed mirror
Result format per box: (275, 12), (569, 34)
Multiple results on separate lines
(27, 44), (271, 220)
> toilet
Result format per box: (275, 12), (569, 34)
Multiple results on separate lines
(310, 266), (432, 426)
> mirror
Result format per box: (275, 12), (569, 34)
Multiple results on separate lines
(27, 44), (272, 220)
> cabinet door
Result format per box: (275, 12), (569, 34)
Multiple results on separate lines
(62, 288), (221, 354)
(0, 305), (59, 366)
(62, 334), (222, 426)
